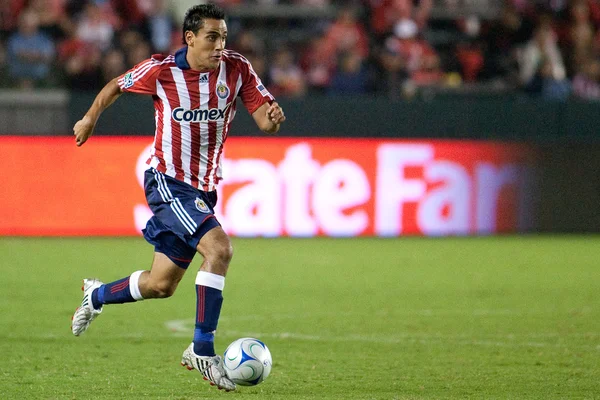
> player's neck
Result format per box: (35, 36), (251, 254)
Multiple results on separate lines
(186, 53), (217, 72)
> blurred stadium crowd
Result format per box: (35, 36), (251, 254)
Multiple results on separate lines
(1, 0), (600, 100)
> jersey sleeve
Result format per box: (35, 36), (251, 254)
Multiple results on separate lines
(238, 57), (274, 115)
(117, 58), (162, 95)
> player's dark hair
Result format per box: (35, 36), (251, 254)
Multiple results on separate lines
(182, 3), (226, 45)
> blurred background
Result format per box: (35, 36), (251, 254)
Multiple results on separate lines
(3, 0), (600, 98)
(1, 0), (599, 236)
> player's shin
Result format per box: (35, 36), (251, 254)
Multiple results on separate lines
(91, 270), (145, 309)
(193, 271), (225, 356)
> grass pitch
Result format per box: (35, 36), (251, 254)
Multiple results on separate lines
(0, 236), (599, 399)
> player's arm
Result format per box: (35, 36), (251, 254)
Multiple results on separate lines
(73, 78), (123, 147)
(251, 101), (286, 134)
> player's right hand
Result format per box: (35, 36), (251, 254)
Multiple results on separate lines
(73, 116), (95, 147)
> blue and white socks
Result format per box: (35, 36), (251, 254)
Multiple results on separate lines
(91, 270), (145, 309)
(88, 269), (225, 358)
(193, 271), (225, 356)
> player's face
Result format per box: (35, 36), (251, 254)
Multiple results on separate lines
(187, 19), (227, 71)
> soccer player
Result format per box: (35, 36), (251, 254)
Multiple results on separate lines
(71, 3), (285, 392)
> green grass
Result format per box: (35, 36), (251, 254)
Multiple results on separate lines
(0, 236), (599, 399)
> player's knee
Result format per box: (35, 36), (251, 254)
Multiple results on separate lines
(207, 238), (233, 267)
(147, 279), (177, 298)
(215, 240), (234, 265)
(197, 227), (234, 269)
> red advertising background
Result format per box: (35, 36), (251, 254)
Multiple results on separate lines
(1, 136), (538, 236)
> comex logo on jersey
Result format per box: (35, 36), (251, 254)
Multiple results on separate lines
(172, 102), (232, 122)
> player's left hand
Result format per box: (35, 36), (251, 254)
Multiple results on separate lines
(266, 102), (286, 124)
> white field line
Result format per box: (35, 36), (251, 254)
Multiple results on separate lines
(5, 326), (599, 351)
(209, 308), (596, 319)
(163, 319), (600, 351)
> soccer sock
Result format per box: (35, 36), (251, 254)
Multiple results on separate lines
(91, 270), (145, 310)
(193, 271), (225, 356)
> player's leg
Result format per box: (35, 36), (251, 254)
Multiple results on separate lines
(141, 168), (234, 389)
(192, 226), (233, 356)
(72, 229), (196, 336)
(136, 252), (186, 298)
(90, 252), (186, 305)
(181, 225), (236, 391)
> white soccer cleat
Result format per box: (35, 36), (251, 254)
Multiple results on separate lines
(181, 343), (236, 392)
(71, 278), (104, 336)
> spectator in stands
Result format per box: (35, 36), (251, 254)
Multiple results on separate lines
(564, 0), (595, 76)
(455, 40), (485, 83)
(481, 3), (533, 83)
(28, 0), (72, 41)
(6, 9), (55, 89)
(111, 0), (145, 28)
(572, 57), (600, 99)
(268, 46), (306, 97)
(328, 50), (371, 95)
(518, 19), (570, 99)
(118, 28), (144, 54)
(246, 51), (269, 86)
(323, 6), (369, 60)
(453, 15), (485, 83)
(0, 0), (26, 35)
(300, 34), (336, 93)
(369, 0), (432, 37)
(168, 0), (243, 26)
(0, 40), (5, 65)
(586, 0), (600, 26)
(100, 47), (126, 84)
(380, 18), (443, 96)
(126, 39), (151, 66)
(230, 29), (265, 57)
(296, 0), (329, 6)
(510, 0), (537, 16)
(0, 40), (6, 87)
(75, 2), (116, 51)
(139, 0), (175, 53)
(62, 40), (103, 90)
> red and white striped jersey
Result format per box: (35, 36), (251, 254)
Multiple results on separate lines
(117, 47), (274, 191)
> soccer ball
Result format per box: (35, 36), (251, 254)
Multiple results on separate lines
(223, 337), (272, 386)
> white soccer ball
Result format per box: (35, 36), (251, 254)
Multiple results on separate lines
(223, 337), (272, 386)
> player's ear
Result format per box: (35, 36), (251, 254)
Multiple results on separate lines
(185, 31), (195, 46)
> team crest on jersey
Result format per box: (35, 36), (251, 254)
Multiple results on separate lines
(195, 198), (210, 213)
(123, 72), (134, 88)
(216, 82), (229, 99)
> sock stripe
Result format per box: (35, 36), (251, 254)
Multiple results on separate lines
(110, 284), (128, 294)
(111, 281), (129, 291)
(110, 279), (130, 294)
(99, 277), (135, 306)
(196, 286), (205, 323)
(112, 279), (130, 289)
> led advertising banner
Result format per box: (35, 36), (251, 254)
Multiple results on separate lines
(1, 137), (538, 236)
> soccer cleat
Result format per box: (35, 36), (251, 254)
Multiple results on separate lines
(181, 343), (236, 392)
(71, 278), (104, 336)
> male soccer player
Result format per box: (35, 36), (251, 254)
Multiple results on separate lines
(71, 3), (285, 392)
